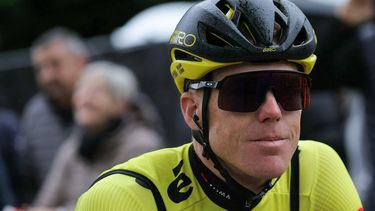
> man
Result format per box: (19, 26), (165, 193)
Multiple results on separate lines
(76, 0), (362, 210)
(21, 27), (89, 199)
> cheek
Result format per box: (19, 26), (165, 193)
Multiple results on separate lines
(286, 111), (301, 140)
(62, 69), (80, 87)
(59, 61), (81, 82)
(207, 104), (302, 178)
(207, 107), (245, 156)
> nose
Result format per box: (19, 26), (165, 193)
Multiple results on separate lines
(38, 65), (57, 84)
(257, 91), (282, 122)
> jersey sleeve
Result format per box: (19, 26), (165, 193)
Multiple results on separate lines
(75, 174), (157, 211)
(309, 142), (363, 211)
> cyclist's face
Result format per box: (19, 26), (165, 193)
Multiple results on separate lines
(205, 62), (300, 188)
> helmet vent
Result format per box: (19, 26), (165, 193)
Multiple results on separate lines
(216, 0), (234, 20)
(273, 18), (284, 44)
(206, 31), (234, 48)
(174, 49), (202, 62)
(294, 27), (307, 45)
(273, 1), (284, 13)
(239, 16), (257, 45)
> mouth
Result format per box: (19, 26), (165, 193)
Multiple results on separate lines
(250, 137), (288, 148)
(253, 137), (286, 142)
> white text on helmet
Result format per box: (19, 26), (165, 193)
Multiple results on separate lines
(170, 30), (196, 47)
(262, 47), (276, 52)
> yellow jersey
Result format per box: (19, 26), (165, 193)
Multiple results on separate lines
(75, 141), (363, 211)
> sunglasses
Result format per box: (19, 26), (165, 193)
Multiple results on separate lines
(189, 70), (311, 112)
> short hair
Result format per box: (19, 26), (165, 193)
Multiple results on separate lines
(31, 27), (89, 58)
(78, 61), (139, 102)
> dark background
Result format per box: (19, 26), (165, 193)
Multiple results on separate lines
(0, 0), (189, 51)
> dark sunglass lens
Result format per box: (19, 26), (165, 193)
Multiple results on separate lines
(217, 71), (310, 112)
(218, 74), (261, 112)
(275, 88), (302, 111)
(273, 74), (309, 111)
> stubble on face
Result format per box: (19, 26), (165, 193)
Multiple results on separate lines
(200, 62), (302, 191)
(32, 41), (85, 108)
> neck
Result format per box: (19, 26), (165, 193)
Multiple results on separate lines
(192, 141), (267, 193)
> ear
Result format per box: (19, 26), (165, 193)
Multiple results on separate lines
(180, 91), (201, 130)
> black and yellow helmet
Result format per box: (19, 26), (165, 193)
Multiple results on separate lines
(169, 0), (317, 93)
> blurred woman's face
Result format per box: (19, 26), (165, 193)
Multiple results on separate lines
(73, 74), (124, 131)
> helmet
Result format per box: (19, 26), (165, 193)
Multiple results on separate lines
(169, 0), (317, 93)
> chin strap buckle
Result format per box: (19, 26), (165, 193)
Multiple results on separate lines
(191, 130), (211, 159)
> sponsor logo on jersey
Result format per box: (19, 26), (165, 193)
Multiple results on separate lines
(167, 160), (193, 203)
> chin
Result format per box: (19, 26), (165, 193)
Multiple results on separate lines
(247, 157), (290, 179)
(263, 168), (287, 179)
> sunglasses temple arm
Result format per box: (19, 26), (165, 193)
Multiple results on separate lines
(189, 81), (219, 90)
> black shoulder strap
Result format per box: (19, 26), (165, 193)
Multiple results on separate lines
(91, 169), (166, 211)
(290, 148), (300, 211)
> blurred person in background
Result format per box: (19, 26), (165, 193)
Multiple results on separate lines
(301, 0), (374, 208)
(20, 27), (89, 201)
(26, 61), (163, 211)
(335, 0), (375, 208)
(335, 0), (375, 209)
(0, 93), (23, 209)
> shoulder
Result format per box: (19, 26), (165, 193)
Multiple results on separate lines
(298, 140), (341, 187)
(298, 140), (347, 182)
(298, 140), (335, 153)
(114, 143), (191, 175)
(298, 140), (348, 178)
(77, 144), (194, 210)
(22, 94), (54, 124)
(298, 140), (363, 210)
(56, 134), (79, 158)
(298, 140), (340, 165)
(120, 122), (163, 145)
(112, 122), (164, 157)
(23, 94), (50, 115)
(76, 173), (157, 211)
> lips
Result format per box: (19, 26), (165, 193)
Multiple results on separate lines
(252, 137), (286, 142)
(249, 137), (288, 151)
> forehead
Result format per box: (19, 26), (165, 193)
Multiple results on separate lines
(212, 62), (299, 80)
(32, 40), (70, 59)
(78, 73), (107, 88)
